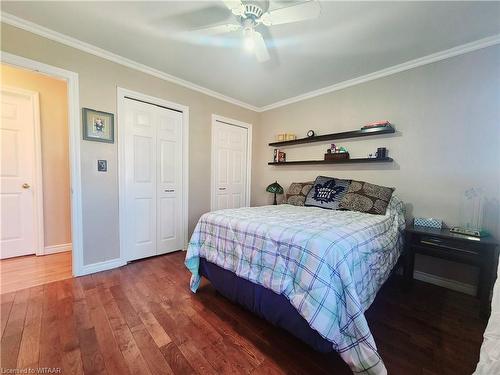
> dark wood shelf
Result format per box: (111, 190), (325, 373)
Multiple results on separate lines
(269, 126), (395, 147)
(268, 157), (393, 165)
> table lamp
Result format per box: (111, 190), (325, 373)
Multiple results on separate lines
(266, 181), (284, 205)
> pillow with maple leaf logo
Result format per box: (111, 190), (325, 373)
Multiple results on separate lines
(304, 176), (351, 210)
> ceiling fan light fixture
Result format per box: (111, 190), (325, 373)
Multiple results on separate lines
(243, 27), (255, 51)
(260, 13), (272, 26)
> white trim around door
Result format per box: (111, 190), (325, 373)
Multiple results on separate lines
(211, 114), (252, 211)
(117, 87), (190, 262)
(0, 52), (84, 275)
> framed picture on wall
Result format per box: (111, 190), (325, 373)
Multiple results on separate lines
(82, 108), (114, 143)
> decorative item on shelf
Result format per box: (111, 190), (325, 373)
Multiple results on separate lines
(451, 188), (490, 237)
(266, 181), (284, 205)
(275, 133), (296, 142)
(376, 147), (387, 158)
(307, 130), (315, 137)
(278, 151), (286, 163)
(82, 108), (114, 143)
(362, 120), (391, 130)
(273, 148), (279, 162)
(414, 217), (443, 229)
(325, 144), (349, 160)
(325, 152), (349, 160)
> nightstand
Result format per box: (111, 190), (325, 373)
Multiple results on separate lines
(403, 224), (498, 318)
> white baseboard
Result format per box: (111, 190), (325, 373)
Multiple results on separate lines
(413, 270), (476, 296)
(80, 258), (126, 276)
(43, 243), (72, 255)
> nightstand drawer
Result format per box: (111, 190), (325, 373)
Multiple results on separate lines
(419, 236), (481, 255)
(411, 243), (480, 265)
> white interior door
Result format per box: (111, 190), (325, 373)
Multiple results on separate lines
(123, 99), (156, 261)
(156, 108), (183, 255)
(212, 120), (248, 211)
(0, 88), (39, 259)
(122, 98), (183, 261)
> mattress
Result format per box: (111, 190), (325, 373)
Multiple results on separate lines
(185, 196), (405, 374)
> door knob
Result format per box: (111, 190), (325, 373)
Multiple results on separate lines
(22, 183), (30, 189)
(218, 187), (226, 190)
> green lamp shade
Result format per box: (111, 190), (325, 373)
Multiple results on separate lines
(266, 181), (284, 194)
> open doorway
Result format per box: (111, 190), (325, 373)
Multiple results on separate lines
(0, 63), (72, 293)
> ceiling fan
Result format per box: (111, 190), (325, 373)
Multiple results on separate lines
(194, 0), (321, 62)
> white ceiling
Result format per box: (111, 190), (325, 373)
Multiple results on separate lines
(2, 1), (500, 108)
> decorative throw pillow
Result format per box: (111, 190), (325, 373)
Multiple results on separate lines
(304, 176), (351, 210)
(339, 180), (394, 215)
(284, 182), (314, 206)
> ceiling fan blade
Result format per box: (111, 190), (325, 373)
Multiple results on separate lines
(193, 23), (241, 36)
(253, 31), (270, 62)
(261, 1), (321, 26)
(221, 0), (245, 16)
(154, 5), (232, 31)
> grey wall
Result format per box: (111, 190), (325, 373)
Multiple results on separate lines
(253, 45), (500, 286)
(1, 23), (259, 266)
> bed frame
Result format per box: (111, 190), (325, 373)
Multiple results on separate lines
(199, 258), (335, 353)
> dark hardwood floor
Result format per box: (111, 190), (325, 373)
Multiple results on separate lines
(0, 251), (486, 374)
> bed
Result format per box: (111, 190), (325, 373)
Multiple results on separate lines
(185, 195), (406, 375)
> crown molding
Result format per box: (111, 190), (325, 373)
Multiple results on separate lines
(0, 12), (260, 112)
(2, 12), (499, 113)
(259, 34), (500, 112)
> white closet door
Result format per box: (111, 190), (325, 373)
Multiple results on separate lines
(122, 98), (183, 261)
(123, 99), (157, 261)
(156, 108), (183, 254)
(212, 121), (248, 210)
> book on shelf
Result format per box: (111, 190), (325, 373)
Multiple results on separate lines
(278, 151), (286, 163)
(362, 120), (391, 129)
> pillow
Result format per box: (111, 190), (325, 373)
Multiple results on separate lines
(304, 176), (351, 210)
(339, 180), (394, 215)
(284, 182), (314, 206)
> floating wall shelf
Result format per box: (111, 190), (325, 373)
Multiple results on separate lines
(268, 157), (393, 166)
(269, 126), (395, 147)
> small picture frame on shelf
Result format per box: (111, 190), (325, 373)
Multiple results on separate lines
(82, 108), (114, 143)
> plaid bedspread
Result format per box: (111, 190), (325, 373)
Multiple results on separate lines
(185, 196), (405, 375)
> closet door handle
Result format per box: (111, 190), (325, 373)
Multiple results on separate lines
(218, 187), (226, 190)
(165, 189), (175, 193)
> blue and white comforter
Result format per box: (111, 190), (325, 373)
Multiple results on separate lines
(185, 196), (406, 375)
